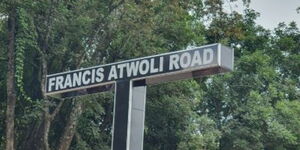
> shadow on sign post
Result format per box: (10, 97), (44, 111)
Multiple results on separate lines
(46, 43), (234, 150)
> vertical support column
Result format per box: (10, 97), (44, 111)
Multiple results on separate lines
(112, 80), (131, 150)
(129, 80), (147, 150)
(112, 80), (147, 150)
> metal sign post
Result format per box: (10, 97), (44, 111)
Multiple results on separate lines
(112, 80), (146, 150)
(45, 43), (234, 150)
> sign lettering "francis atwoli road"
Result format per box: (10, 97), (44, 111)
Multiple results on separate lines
(46, 43), (233, 95)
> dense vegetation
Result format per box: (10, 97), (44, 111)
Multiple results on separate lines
(0, 0), (299, 150)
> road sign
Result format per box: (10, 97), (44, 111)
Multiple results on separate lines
(45, 43), (233, 150)
(46, 43), (233, 96)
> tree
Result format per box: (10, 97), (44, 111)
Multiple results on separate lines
(198, 5), (300, 150)
(0, 0), (299, 150)
(5, 3), (17, 150)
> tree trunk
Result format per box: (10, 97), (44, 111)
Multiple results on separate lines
(40, 51), (51, 150)
(40, 105), (51, 150)
(6, 8), (17, 150)
(21, 99), (64, 150)
(21, 54), (52, 150)
(58, 100), (83, 150)
(21, 17), (54, 150)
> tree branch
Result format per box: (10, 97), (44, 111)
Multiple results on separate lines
(50, 99), (65, 121)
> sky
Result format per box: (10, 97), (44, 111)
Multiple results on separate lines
(225, 0), (300, 29)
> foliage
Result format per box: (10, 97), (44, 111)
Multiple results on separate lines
(0, 0), (299, 150)
(71, 92), (114, 150)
